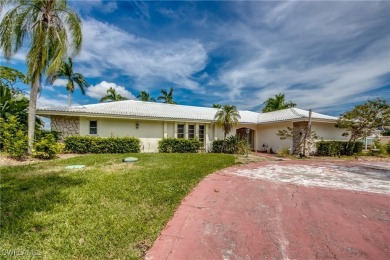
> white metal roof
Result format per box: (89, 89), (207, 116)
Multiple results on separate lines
(36, 100), (338, 124)
(257, 107), (337, 123)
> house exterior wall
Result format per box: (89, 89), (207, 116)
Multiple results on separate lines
(311, 122), (346, 141)
(50, 115), (347, 154)
(80, 117), (164, 152)
(78, 117), (219, 152)
(292, 121), (349, 155)
(256, 122), (293, 153)
(380, 136), (390, 145)
(51, 116), (80, 141)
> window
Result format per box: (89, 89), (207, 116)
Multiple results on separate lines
(198, 125), (205, 144)
(188, 125), (195, 139)
(89, 121), (97, 135)
(177, 124), (184, 138)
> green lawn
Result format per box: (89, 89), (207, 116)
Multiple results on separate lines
(0, 153), (235, 259)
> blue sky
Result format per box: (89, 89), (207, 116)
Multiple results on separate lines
(1, 0), (390, 116)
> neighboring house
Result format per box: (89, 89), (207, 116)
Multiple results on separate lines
(36, 100), (347, 153)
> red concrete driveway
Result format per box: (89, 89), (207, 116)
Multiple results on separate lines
(146, 160), (390, 259)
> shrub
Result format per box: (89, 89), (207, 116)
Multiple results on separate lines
(33, 134), (62, 159)
(373, 138), (387, 155)
(211, 136), (248, 155)
(35, 129), (61, 142)
(158, 138), (202, 153)
(316, 141), (363, 156)
(386, 141), (390, 154)
(64, 136), (141, 154)
(277, 146), (290, 158)
(382, 129), (390, 136)
(0, 116), (28, 160)
(56, 142), (65, 154)
(211, 140), (225, 153)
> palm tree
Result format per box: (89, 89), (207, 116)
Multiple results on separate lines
(47, 57), (88, 107)
(158, 87), (176, 104)
(100, 87), (127, 102)
(212, 104), (222, 109)
(262, 93), (296, 112)
(0, 0), (83, 154)
(137, 91), (156, 102)
(214, 105), (241, 140)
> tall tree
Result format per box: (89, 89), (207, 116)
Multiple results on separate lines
(212, 104), (222, 109)
(158, 87), (176, 104)
(214, 105), (241, 140)
(100, 87), (127, 102)
(262, 93), (296, 112)
(336, 98), (390, 144)
(47, 57), (88, 107)
(137, 91), (156, 102)
(0, 0), (83, 154)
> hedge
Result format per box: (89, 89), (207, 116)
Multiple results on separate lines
(158, 138), (202, 153)
(35, 129), (61, 142)
(211, 136), (247, 154)
(316, 141), (363, 156)
(64, 136), (141, 154)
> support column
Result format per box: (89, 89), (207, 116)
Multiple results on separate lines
(174, 122), (177, 138)
(195, 123), (199, 139)
(184, 123), (188, 139)
(163, 122), (168, 138)
(205, 124), (210, 151)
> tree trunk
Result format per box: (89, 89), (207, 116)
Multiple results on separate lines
(302, 109), (312, 157)
(68, 90), (72, 107)
(27, 76), (40, 155)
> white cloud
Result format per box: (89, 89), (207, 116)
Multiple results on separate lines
(52, 79), (68, 87)
(86, 81), (136, 100)
(77, 18), (208, 91)
(37, 95), (74, 107)
(208, 1), (390, 111)
(42, 79), (67, 92)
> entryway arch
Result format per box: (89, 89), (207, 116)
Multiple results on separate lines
(236, 128), (255, 151)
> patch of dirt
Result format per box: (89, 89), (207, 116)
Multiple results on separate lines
(0, 153), (84, 167)
(101, 162), (136, 173)
(0, 153), (41, 166)
(28, 166), (69, 175)
(235, 154), (270, 164)
(136, 240), (152, 259)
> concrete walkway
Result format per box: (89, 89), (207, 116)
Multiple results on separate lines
(146, 160), (390, 260)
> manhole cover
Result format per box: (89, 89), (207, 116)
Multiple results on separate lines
(65, 165), (86, 169)
(123, 157), (138, 163)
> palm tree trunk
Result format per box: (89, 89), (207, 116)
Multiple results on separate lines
(68, 90), (72, 107)
(27, 76), (40, 155)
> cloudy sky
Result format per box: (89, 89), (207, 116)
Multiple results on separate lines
(1, 0), (389, 115)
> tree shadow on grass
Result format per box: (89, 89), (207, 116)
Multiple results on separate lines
(0, 174), (86, 238)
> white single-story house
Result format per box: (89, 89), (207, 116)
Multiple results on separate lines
(36, 100), (347, 153)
